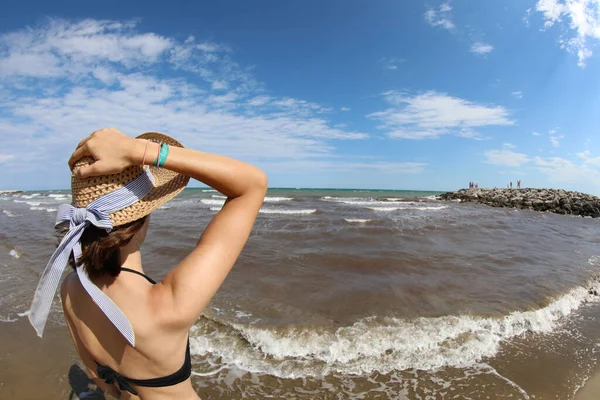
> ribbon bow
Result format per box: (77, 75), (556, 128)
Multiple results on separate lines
(28, 168), (155, 346)
(96, 364), (139, 395)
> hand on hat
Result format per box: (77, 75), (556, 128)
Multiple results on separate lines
(69, 128), (139, 178)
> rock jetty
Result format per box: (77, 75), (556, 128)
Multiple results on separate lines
(440, 188), (600, 218)
(0, 190), (22, 195)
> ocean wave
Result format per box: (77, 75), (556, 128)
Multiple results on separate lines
(48, 194), (69, 198)
(264, 197), (293, 202)
(30, 206), (58, 212)
(368, 206), (448, 212)
(190, 279), (600, 378)
(259, 209), (316, 215)
(202, 189), (217, 192)
(207, 195), (293, 203)
(0, 315), (18, 323)
(2, 210), (20, 217)
(21, 193), (41, 199)
(202, 199), (226, 206)
(321, 196), (370, 202)
(344, 218), (372, 224)
(322, 197), (422, 206)
(209, 206), (317, 215)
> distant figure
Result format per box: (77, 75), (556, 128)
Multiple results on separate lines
(475, 183), (479, 189)
(469, 181), (472, 189)
(517, 180), (521, 189)
(510, 181), (513, 189)
(507, 184), (509, 189)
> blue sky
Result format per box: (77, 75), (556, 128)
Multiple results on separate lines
(1, 0), (600, 193)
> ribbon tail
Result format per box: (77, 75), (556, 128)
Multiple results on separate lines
(28, 224), (86, 337)
(117, 378), (139, 396)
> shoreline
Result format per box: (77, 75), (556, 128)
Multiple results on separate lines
(575, 370), (600, 399)
(440, 188), (600, 218)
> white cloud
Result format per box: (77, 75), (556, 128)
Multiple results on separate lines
(379, 57), (404, 70)
(425, 3), (455, 30)
(535, 0), (600, 67)
(511, 91), (523, 99)
(484, 149), (530, 167)
(534, 155), (600, 186)
(503, 142), (516, 149)
(211, 80), (227, 90)
(0, 19), (394, 181)
(0, 19), (172, 78)
(340, 107), (351, 111)
(577, 150), (600, 165)
(550, 135), (564, 147)
(0, 154), (14, 163)
(368, 91), (514, 140)
(471, 42), (494, 55)
(533, 131), (541, 136)
(548, 128), (564, 147)
(246, 95), (272, 107)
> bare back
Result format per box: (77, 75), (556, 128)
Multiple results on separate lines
(60, 271), (200, 400)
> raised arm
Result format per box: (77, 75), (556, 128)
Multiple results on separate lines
(139, 140), (267, 328)
(71, 128), (267, 330)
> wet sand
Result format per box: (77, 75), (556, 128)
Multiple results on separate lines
(575, 371), (600, 400)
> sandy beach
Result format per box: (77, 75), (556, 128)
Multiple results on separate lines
(575, 371), (600, 400)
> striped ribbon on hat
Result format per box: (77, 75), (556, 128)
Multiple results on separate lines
(28, 168), (155, 347)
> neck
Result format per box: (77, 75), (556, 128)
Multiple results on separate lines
(119, 241), (143, 273)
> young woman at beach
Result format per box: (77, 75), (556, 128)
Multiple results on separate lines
(28, 128), (267, 399)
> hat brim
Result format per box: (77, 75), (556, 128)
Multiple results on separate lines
(71, 132), (190, 227)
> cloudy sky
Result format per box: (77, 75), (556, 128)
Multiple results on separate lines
(1, 0), (600, 192)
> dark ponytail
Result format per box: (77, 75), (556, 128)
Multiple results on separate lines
(59, 216), (147, 279)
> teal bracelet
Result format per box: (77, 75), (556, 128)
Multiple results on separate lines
(158, 143), (169, 167)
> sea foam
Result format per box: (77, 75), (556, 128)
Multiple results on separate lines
(189, 280), (600, 379)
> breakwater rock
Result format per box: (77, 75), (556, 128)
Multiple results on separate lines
(440, 188), (600, 218)
(0, 190), (22, 195)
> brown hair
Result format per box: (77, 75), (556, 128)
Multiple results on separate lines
(60, 216), (148, 279)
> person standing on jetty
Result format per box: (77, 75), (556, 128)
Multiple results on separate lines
(27, 128), (268, 399)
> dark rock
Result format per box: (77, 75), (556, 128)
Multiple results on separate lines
(440, 188), (600, 218)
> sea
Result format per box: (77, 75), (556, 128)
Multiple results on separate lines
(1, 188), (600, 399)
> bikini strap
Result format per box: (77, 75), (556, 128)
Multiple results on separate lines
(120, 267), (157, 285)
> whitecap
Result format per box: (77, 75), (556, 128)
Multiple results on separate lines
(202, 199), (226, 206)
(189, 280), (600, 378)
(209, 207), (316, 215)
(259, 209), (316, 215)
(368, 206), (448, 212)
(264, 197), (293, 202)
(2, 210), (20, 217)
(9, 249), (20, 259)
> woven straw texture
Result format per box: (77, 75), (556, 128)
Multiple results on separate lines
(71, 132), (190, 227)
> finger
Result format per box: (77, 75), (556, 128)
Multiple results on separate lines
(76, 136), (92, 149)
(68, 144), (92, 170)
(75, 161), (105, 179)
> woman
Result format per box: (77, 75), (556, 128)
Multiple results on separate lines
(28, 128), (267, 399)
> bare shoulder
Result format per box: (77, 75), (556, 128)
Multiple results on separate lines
(60, 271), (78, 307)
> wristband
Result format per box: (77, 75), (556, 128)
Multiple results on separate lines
(158, 143), (170, 167)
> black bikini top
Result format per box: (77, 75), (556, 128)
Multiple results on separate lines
(95, 267), (192, 396)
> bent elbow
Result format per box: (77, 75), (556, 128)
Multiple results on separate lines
(256, 170), (268, 191)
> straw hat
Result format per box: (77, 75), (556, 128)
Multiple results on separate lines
(71, 132), (190, 227)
